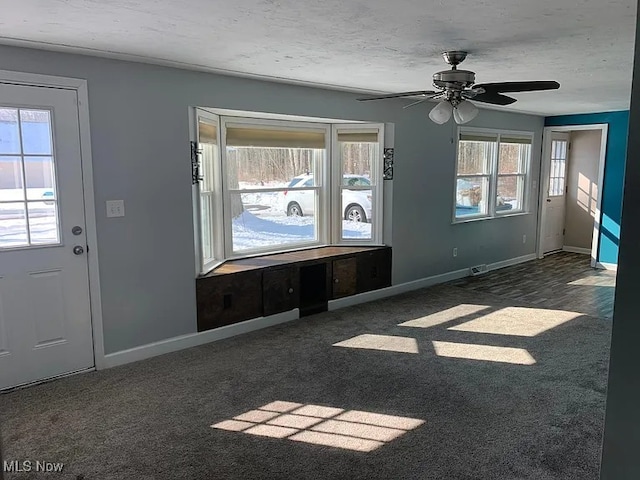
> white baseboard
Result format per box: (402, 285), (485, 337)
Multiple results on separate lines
(328, 268), (469, 311)
(596, 262), (618, 272)
(563, 246), (591, 255)
(102, 309), (299, 369)
(486, 253), (537, 272)
(328, 253), (537, 311)
(103, 252), (540, 369)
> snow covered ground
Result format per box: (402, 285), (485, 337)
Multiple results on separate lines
(0, 188), (58, 247)
(234, 181), (372, 251)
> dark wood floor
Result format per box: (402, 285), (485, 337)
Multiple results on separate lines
(450, 252), (616, 320)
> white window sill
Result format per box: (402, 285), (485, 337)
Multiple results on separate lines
(452, 211), (530, 225)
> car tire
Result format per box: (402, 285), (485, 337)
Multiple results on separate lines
(287, 202), (303, 216)
(345, 204), (366, 223)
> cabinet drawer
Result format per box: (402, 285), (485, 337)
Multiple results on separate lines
(263, 266), (299, 316)
(196, 270), (263, 331)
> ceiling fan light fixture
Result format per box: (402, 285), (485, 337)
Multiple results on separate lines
(453, 100), (479, 124)
(429, 100), (453, 124)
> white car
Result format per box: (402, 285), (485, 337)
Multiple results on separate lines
(283, 174), (372, 222)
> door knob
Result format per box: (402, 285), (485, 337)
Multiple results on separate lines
(546, 199), (551, 202)
(73, 245), (85, 255)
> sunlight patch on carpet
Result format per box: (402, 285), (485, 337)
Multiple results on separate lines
(333, 334), (419, 353)
(398, 304), (491, 328)
(211, 402), (425, 452)
(448, 307), (580, 337)
(432, 341), (536, 365)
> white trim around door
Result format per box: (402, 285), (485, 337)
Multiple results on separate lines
(537, 124), (608, 269)
(0, 69), (105, 370)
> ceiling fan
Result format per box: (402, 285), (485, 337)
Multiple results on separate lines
(357, 51), (560, 125)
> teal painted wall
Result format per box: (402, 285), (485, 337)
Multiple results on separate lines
(545, 111), (629, 265)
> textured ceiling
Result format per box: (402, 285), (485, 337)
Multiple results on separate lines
(0, 0), (636, 116)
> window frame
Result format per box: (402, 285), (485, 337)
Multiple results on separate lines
(192, 109), (385, 275)
(453, 127), (534, 224)
(331, 124), (384, 245)
(220, 117), (331, 259)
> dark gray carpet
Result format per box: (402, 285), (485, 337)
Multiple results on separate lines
(0, 284), (611, 479)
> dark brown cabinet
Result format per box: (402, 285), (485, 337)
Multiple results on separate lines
(196, 270), (263, 331)
(357, 248), (392, 293)
(263, 267), (299, 316)
(332, 257), (357, 298)
(196, 246), (391, 332)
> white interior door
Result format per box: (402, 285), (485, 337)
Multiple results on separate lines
(0, 83), (94, 389)
(541, 132), (571, 254)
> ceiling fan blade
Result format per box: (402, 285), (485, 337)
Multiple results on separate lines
(403, 98), (428, 109)
(403, 93), (444, 109)
(357, 90), (440, 101)
(474, 81), (560, 93)
(471, 92), (518, 106)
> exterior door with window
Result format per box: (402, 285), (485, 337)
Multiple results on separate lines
(542, 132), (571, 254)
(0, 83), (94, 389)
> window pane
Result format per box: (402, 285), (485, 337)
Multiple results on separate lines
(20, 110), (52, 155)
(498, 143), (529, 174)
(0, 156), (24, 200)
(341, 187), (372, 239)
(0, 109), (21, 154)
(198, 119), (217, 193)
(457, 140), (494, 175)
(28, 201), (59, 245)
(497, 175), (524, 212)
(231, 191), (317, 253)
(226, 146), (324, 189)
(341, 142), (377, 182)
(339, 140), (377, 241)
(200, 195), (213, 261)
(24, 156), (56, 201)
(455, 176), (489, 218)
(0, 202), (28, 247)
(200, 143), (217, 193)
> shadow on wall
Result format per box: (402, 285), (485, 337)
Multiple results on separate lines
(600, 213), (621, 264)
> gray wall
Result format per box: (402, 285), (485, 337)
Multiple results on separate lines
(600, 7), (640, 477)
(0, 45), (544, 354)
(565, 130), (601, 250)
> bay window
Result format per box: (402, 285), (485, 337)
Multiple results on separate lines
(194, 109), (384, 274)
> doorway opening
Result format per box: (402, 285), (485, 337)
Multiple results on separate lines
(538, 125), (609, 269)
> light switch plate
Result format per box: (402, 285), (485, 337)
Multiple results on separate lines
(106, 200), (125, 218)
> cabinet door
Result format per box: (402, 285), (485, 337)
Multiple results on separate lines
(263, 267), (300, 316)
(357, 248), (392, 293)
(332, 257), (357, 298)
(196, 270), (263, 331)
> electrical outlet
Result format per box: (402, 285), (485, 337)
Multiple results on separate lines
(453, 247), (458, 257)
(106, 200), (125, 218)
(522, 234), (526, 244)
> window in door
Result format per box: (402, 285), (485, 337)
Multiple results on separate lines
(549, 139), (568, 197)
(0, 108), (59, 248)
